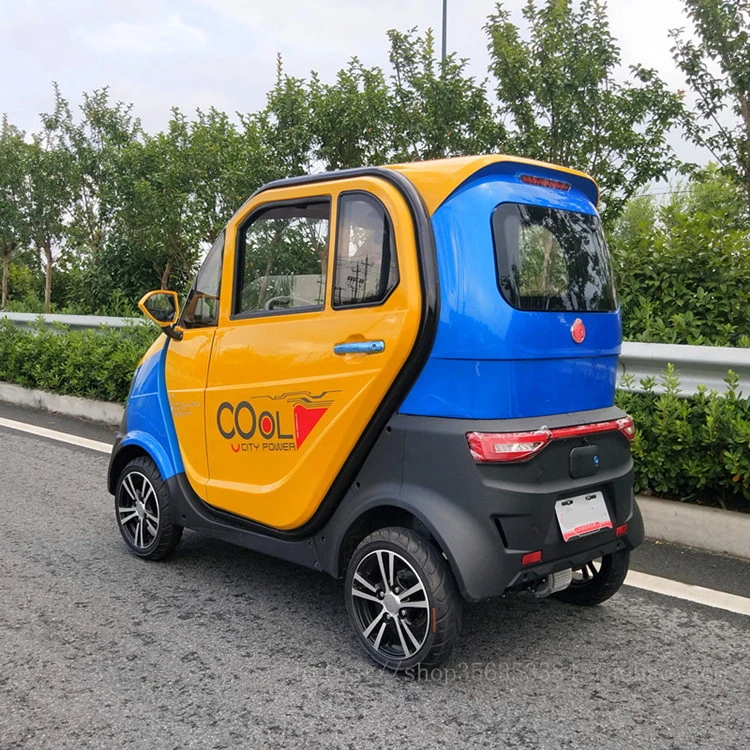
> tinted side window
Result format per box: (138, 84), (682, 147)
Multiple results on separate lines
(492, 203), (617, 312)
(333, 194), (398, 308)
(182, 231), (224, 328)
(235, 201), (330, 316)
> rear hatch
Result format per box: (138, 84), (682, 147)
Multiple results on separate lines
(400, 161), (621, 420)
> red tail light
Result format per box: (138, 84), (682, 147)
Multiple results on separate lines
(616, 415), (636, 441)
(467, 429), (551, 463)
(467, 414), (635, 463)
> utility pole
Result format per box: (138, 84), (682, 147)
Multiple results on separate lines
(441, 0), (447, 64)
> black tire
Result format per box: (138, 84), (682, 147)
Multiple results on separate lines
(345, 526), (462, 672)
(553, 549), (630, 606)
(114, 455), (183, 561)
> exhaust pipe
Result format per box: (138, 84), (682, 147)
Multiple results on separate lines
(534, 568), (573, 598)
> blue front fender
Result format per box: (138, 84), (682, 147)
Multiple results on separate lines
(109, 338), (184, 490)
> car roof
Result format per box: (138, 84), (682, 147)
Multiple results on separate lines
(248, 155), (600, 220)
(386, 155), (599, 215)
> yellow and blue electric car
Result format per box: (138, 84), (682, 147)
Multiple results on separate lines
(109, 155), (643, 670)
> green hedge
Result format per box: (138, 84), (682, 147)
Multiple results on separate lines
(0, 319), (158, 404)
(610, 171), (750, 349)
(2, 319), (748, 510)
(616, 366), (750, 510)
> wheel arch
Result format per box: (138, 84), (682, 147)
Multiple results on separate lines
(331, 504), (441, 581)
(109, 444), (146, 494)
(318, 490), (478, 600)
(108, 434), (176, 494)
(318, 480), (508, 602)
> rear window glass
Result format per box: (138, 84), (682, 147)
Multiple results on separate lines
(492, 203), (617, 312)
(333, 193), (398, 308)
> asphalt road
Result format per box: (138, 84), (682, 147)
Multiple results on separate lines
(1, 404), (750, 749)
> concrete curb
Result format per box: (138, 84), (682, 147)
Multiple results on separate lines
(0, 381), (123, 426)
(638, 494), (750, 561)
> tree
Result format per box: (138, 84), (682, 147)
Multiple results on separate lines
(25, 122), (73, 313)
(486, 0), (686, 222)
(308, 58), (393, 170)
(0, 117), (29, 309)
(188, 108), (275, 243)
(35, 86), (144, 313)
(105, 111), (202, 298)
(670, 0), (750, 211)
(387, 28), (504, 162)
(46, 85), (142, 261)
(682, 162), (749, 228)
(256, 56), (316, 178)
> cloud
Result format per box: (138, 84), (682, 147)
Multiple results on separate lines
(200, 0), (446, 65)
(78, 13), (208, 56)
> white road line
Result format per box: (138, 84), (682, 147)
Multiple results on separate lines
(2, 415), (750, 616)
(0, 416), (111, 454)
(626, 570), (750, 617)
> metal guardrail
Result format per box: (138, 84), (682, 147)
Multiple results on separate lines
(2, 313), (748, 397)
(0, 312), (142, 330)
(619, 342), (750, 396)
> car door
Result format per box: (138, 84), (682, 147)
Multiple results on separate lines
(204, 176), (423, 530)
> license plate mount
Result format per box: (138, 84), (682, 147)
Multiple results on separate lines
(555, 491), (612, 542)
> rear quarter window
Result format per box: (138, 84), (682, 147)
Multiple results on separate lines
(492, 203), (617, 312)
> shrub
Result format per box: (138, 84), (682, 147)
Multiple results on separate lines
(7, 262), (37, 302)
(0, 319), (159, 404)
(616, 365), (750, 510)
(2, 318), (748, 511)
(610, 169), (750, 348)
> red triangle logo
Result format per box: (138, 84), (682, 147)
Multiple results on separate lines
(293, 405), (328, 448)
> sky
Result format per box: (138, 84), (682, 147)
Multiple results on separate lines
(0, 0), (700, 166)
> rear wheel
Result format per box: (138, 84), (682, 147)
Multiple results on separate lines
(553, 549), (629, 606)
(345, 527), (461, 671)
(115, 456), (182, 560)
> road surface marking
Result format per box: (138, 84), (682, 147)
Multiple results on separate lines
(0, 416), (111, 454)
(625, 570), (750, 617)
(2, 415), (750, 616)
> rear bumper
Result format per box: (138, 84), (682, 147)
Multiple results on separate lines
(501, 496), (643, 591)
(390, 408), (642, 601)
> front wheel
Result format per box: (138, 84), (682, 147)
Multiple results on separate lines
(345, 527), (462, 671)
(114, 456), (183, 560)
(553, 549), (630, 606)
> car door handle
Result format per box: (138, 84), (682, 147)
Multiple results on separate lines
(333, 340), (385, 355)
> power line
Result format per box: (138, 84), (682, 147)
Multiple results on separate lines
(637, 188), (693, 197)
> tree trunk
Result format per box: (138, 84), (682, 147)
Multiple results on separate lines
(1, 247), (12, 310)
(741, 95), (750, 215)
(160, 261), (172, 290)
(43, 245), (53, 314)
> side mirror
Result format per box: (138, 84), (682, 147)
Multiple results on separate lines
(138, 290), (183, 341)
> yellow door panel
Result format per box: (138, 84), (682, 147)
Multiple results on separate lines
(164, 328), (215, 497)
(204, 176), (422, 530)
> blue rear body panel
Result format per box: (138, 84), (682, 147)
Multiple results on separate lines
(400, 162), (621, 420)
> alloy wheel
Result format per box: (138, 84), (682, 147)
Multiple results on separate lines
(117, 471), (161, 551)
(350, 549), (430, 661)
